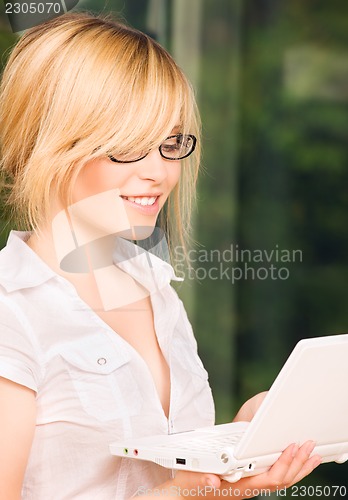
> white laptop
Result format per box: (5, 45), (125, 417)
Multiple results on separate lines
(109, 334), (348, 482)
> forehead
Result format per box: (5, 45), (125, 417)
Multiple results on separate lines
(103, 92), (188, 156)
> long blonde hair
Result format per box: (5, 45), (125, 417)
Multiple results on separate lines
(0, 12), (201, 262)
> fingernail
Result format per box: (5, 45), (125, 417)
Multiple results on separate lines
(305, 441), (316, 454)
(206, 478), (217, 490)
(313, 456), (322, 467)
(206, 476), (219, 488)
(292, 444), (299, 457)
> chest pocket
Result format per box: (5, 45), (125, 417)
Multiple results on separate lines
(60, 334), (142, 422)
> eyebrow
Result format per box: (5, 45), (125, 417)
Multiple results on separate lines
(171, 125), (181, 134)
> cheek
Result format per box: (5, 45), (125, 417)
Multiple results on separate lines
(168, 163), (182, 190)
(72, 160), (128, 203)
(67, 188), (132, 244)
(159, 164), (181, 208)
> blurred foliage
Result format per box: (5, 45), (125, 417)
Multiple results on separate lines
(234, 0), (348, 493)
(237, 0), (348, 375)
(0, 0), (347, 495)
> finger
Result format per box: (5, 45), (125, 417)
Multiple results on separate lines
(219, 442), (321, 497)
(265, 442), (298, 484)
(232, 444), (297, 492)
(282, 441), (316, 485)
(287, 455), (322, 487)
(173, 470), (221, 490)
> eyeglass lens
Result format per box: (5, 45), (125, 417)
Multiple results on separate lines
(109, 134), (196, 163)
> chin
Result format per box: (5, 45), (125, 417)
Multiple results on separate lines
(116, 224), (156, 241)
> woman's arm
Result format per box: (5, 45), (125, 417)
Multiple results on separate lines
(233, 391), (268, 422)
(0, 377), (36, 500)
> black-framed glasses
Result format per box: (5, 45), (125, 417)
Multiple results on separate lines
(108, 134), (197, 163)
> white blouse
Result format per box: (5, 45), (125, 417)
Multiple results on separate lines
(0, 231), (215, 499)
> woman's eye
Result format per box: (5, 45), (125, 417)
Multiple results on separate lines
(162, 144), (180, 152)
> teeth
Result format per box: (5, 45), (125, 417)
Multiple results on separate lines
(125, 196), (157, 206)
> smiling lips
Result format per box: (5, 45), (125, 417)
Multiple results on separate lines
(122, 195), (158, 206)
(120, 194), (161, 215)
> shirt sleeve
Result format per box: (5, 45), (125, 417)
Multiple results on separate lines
(0, 299), (42, 392)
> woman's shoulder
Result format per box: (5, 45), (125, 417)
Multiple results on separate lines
(0, 232), (22, 294)
(0, 230), (56, 294)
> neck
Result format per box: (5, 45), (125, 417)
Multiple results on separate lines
(26, 214), (147, 313)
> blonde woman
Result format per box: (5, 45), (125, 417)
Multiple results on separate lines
(0, 13), (321, 499)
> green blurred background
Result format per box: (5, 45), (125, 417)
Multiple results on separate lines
(1, 0), (347, 497)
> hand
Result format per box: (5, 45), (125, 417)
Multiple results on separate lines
(219, 440), (322, 498)
(136, 440), (321, 498)
(233, 391), (268, 422)
(135, 470), (221, 498)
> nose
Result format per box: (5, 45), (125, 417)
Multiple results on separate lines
(136, 149), (168, 183)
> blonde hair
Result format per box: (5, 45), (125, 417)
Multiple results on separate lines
(0, 12), (201, 262)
